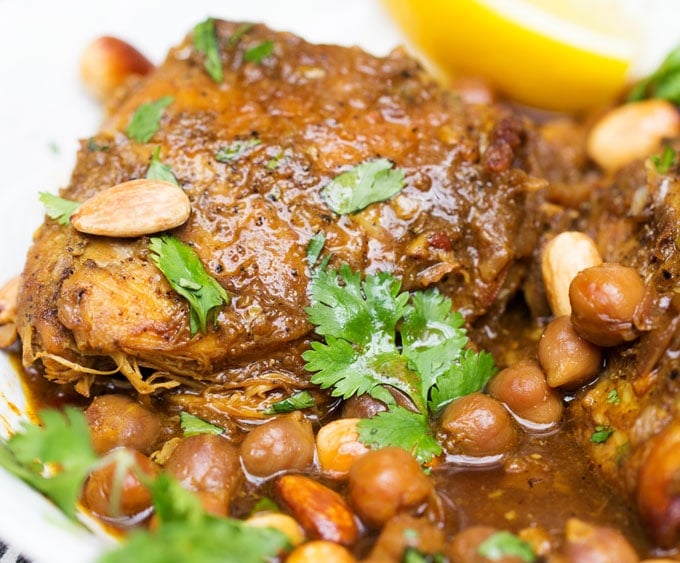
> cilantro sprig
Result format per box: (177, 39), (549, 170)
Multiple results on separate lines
(193, 18), (224, 83)
(39, 192), (80, 226)
(179, 412), (224, 437)
(321, 158), (406, 215)
(628, 44), (680, 103)
(243, 40), (274, 64)
(126, 97), (174, 143)
(477, 531), (536, 562)
(268, 391), (316, 414)
(149, 235), (229, 336)
(303, 263), (496, 463)
(0, 409), (288, 562)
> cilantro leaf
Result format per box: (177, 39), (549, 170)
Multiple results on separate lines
(606, 389), (621, 405)
(306, 231), (326, 269)
(100, 473), (289, 563)
(320, 158), (406, 214)
(0, 408), (97, 519)
(179, 412), (224, 437)
(215, 139), (261, 163)
(429, 349), (497, 413)
(402, 289), (468, 408)
(268, 391), (315, 414)
(590, 425), (615, 444)
(303, 265), (414, 406)
(652, 145), (677, 174)
(39, 192), (80, 226)
(147, 146), (179, 186)
(357, 407), (442, 465)
(477, 531), (536, 562)
(193, 18), (223, 83)
(126, 96), (174, 143)
(149, 235), (229, 335)
(243, 40), (275, 64)
(628, 44), (680, 103)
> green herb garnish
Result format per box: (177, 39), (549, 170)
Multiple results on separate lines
(628, 44), (680, 103)
(268, 391), (316, 414)
(306, 231), (327, 269)
(652, 145), (677, 174)
(149, 235), (229, 336)
(320, 158), (406, 215)
(265, 151), (283, 170)
(193, 18), (223, 83)
(215, 139), (261, 163)
(39, 192), (80, 226)
(179, 412), (224, 437)
(303, 263), (496, 463)
(146, 146), (179, 186)
(87, 137), (110, 152)
(606, 389), (621, 405)
(243, 40), (275, 64)
(229, 23), (253, 46)
(126, 96), (174, 143)
(0, 407), (98, 519)
(0, 408), (289, 562)
(477, 531), (536, 562)
(591, 425), (615, 444)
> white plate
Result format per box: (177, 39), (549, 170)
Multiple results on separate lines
(0, 1), (678, 562)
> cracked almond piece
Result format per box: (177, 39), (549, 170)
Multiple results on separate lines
(71, 179), (191, 237)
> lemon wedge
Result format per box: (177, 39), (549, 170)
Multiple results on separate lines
(382, 0), (643, 112)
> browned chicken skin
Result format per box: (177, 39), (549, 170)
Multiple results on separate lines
(17, 21), (544, 399)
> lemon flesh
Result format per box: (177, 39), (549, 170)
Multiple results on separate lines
(382, 0), (641, 112)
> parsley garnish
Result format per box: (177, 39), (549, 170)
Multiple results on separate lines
(652, 145), (677, 174)
(303, 264), (496, 463)
(268, 391), (315, 414)
(149, 235), (229, 336)
(146, 146), (179, 186)
(606, 389), (621, 405)
(320, 158), (406, 215)
(193, 18), (223, 83)
(0, 407), (97, 519)
(126, 96), (174, 143)
(628, 44), (680, 103)
(243, 40), (275, 64)
(591, 425), (615, 444)
(39, 192), (80, 226)
(477, 531), (536, 562)
(179, 412), (224, 437)
(215, 139), (261, 163)
(265, 151), (283, 170)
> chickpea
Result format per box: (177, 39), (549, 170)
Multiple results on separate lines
(347, 447), (433, 528)
(487, 360), (563, 425)
(164, 433), (241, 516)
(81, 447), (159, 519)
(569, 263), (646, 347)
(369, 514), (446, 561)
(538, 316), (602, 390)
(438, 393), (519, 457)
(240, 411), (315, 478)
(85, 394), (163, 455)
(316, 418), (369, 477)
(286, 540), (356, 563)
(563, 518), (638, 563)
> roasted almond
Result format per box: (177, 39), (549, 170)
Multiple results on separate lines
(275, 474), (359, 545)
(71, 179), (191, 238)
(80, 36), (154, 102)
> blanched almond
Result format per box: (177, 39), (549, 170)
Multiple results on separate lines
(71, 179), (191, 238)
(587, 99), (680, 172)
(541, 231), (602, 317)
(275, 474), (358, 545)
(80, 36), (154, 102)
(245, 512), (305, 546)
